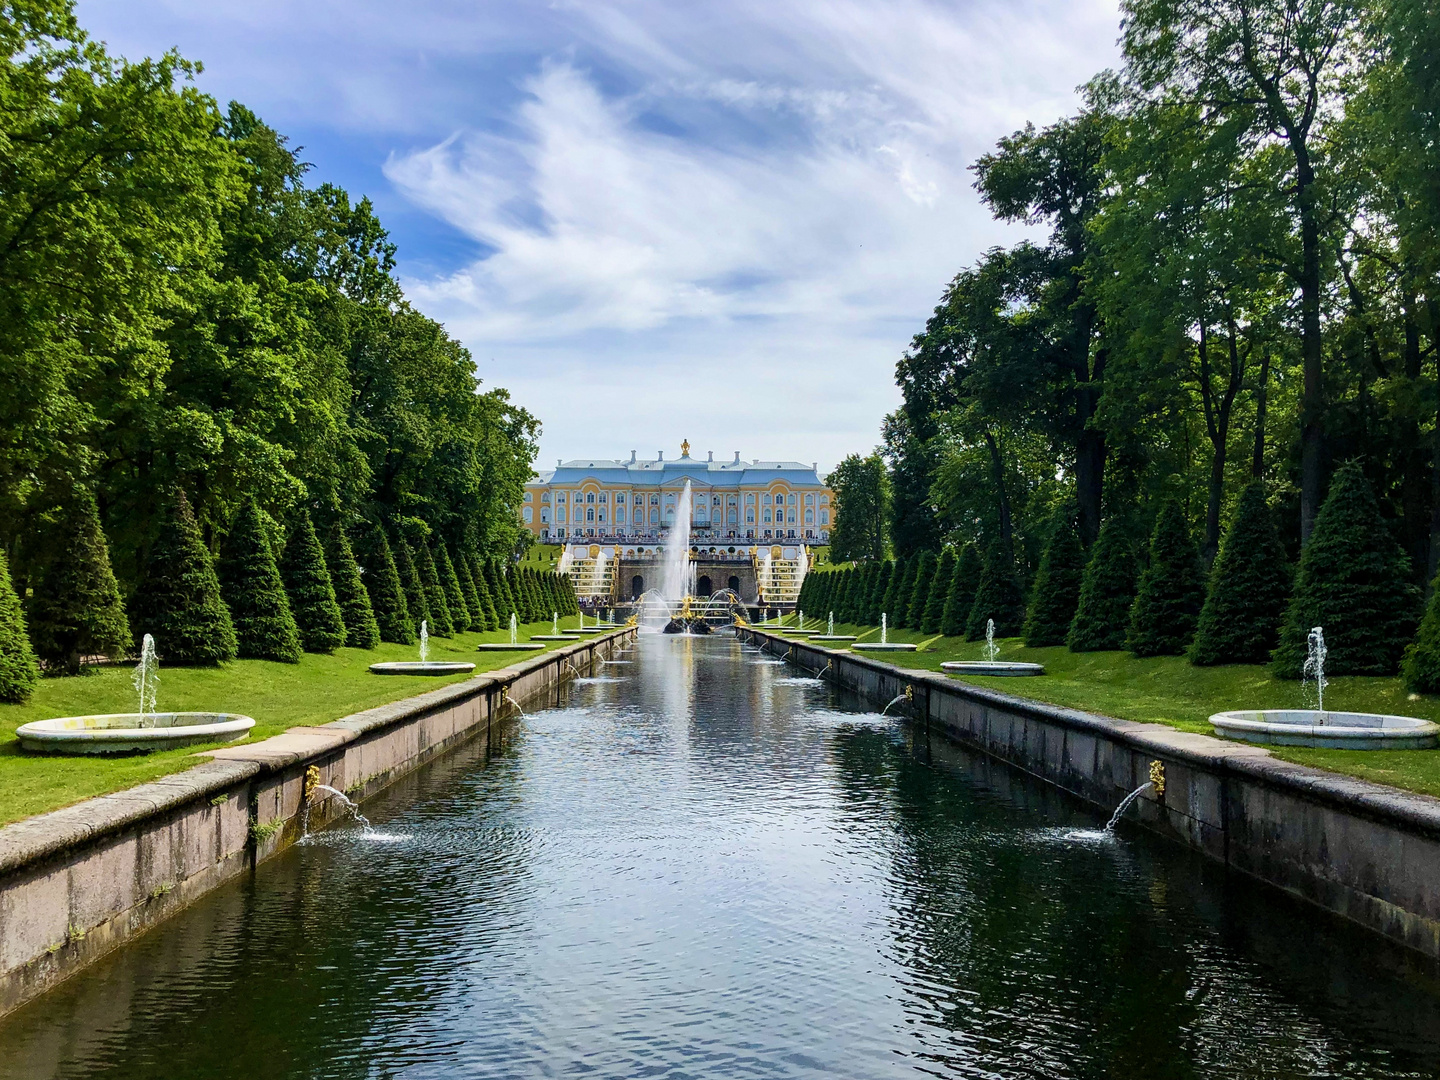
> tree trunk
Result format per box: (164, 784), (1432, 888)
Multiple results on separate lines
(983, 430), (1013, 547)
(1252, 350), (1270, 479)
(1296, 153), (1324, 545)
(1429, 299), (1440, 581)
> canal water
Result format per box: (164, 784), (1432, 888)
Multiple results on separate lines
(3, 634), (1440, 1078)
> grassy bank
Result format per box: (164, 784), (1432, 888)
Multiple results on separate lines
(773, 616), (1440, 801)
(0, 618), (596, 826)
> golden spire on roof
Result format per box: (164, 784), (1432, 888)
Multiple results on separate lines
(681, 439), (691, 458)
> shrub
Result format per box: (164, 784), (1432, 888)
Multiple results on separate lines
(1024, 512), (1084, 648)
(0, 550), (40, 702)
(941, 545), (980, 638)
(435, 542), (470, 631)
(905, 552), (937, 628)
(27, 489), (132, 674)
(325, 520), (379, 650)
(1067, 516), (1138, 652)
(1128, 500), (1206, 657)
(413, 539), (453, 636)
(1404, 572), (1440, 692)
(1190, 483), (1291, 665)
(280, 509), (346, 654)
(131, 488), (237, 664)
(1273, 462), (1421, 677)
(921, 549), (956, 634)
(965, 539), (1025, 639)
(217, 498), (302, 663)
(355, 525), (413, 645)
(393, 535), (429, 638)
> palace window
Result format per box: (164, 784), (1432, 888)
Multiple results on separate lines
(763, 494), (772, 505)
(587, 492), (595, 503)
(763, 509), (772, 523)
(804, 494), (814, 506)
(557, 492), (566, 503)
(650, 508), (659, 524)
(727, 509), (737, 524)
(746, 511), (755, 523)
(599, 493), (607, 503)
(804, 509), (813, 524)
(788, 511), (797, 523)
(523, 492), (532, 502)
(819, 495), (828, 505)
(650, 494), (659, 505)
(820, 510), (829, 525)
(522, 507), (533, 522)
(617, 493), (626, 504)
(598, 510), (606, 523)
(712, 495), (721, 506)
(586, 507), (595, 522)
(787, 494), (796, 505)
(557, 508), (567, 523)
(541, 510), (551, 523)
(542, 492), (551, 503)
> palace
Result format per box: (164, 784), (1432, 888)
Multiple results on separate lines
(521, 442), (833, 546)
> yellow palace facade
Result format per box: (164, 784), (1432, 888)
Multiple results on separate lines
(521, 443), (834, 547)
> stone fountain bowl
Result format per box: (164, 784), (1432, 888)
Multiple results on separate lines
(476, 642), (545, 652)
(941, 660), (1045, 677)
(368, 660), (476, 676)
(16, 712), (256, 755)
(809, 634), (858, 643)
(1210, 709), (1440, 750)
(852, 641), (918, 652)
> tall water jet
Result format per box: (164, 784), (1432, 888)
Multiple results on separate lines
(659, 480), (694, 610)
(132, 634), (158, 726)
(1304, 626), (1328, 716)
(419, 620), (429, 662)
(985, 619), (998, 663)
(510, 612), (518, 645)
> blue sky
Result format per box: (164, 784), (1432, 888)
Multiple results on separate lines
(78, 0), (1120, 475)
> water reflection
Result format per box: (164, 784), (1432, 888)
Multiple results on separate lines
(1, 634), (1437, 1078)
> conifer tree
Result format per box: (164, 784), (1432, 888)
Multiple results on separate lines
(468, 552), (499, 630)
(1404, 572), (1440, 693)
(217, 498), (302, 663)
(326, 520), (380, 650)
(965, 540), (1025, 639)
(865, 561), (892, 625)
(906, 551), (938, 628)
(487, 560), (515, 624)
(414, 540), (454, 636)
(1190, 483), (1290, 665)
(940, 544), (981, 638)
(27, 489), (132, 674)
(835, 567), (856, 623)
(1024, 512), (1084, 647)
(1067, 516), (1137, 652)
(1128, 500), (1206, 657)
(394, 536), (429, 638)
(280, 509), (346, 654)
(1273, 462), (1421, 677)
(131, 488), (237, 664)
(891, 557), (920, 628)
(435, 542), (470, 632)
(878, 557), (904, 622)
(357, 525), (413, 645)
(454, 550), (484, 631)
(921, 549), (956, 634)
(0, 550), (40, 702)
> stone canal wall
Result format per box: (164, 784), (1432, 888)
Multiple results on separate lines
(0, 629), (635, 1019)
(741, 627), (1440, 964)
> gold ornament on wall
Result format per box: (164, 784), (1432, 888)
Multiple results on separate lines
(1149, 759), (1166, 799)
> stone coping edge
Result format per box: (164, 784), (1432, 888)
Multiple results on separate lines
(746, 629), (1440, 841)
(0, 629), (633, 877)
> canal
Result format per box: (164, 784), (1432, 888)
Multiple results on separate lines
(2, 633), (1439, 1078)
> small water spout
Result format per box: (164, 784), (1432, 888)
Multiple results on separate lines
(881, 684), (914, 717)
(1105, 782), (1153, 832)
(503, 691), (527, 718)
(132, 633), (158, 727)
(881, 613), (888, 645)
(827, 612), (834, 636)
(552, 611), (559, 635)
(798, 610), (805, 630)
(1303, 626), (1328, 718)
(985, 619), (998, 663)
(419, 620), (429, 663)
(509, 612), (518, 646)
(311, 784), (372, 833)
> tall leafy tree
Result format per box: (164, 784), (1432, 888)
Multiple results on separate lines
(827, 453), (890, 562)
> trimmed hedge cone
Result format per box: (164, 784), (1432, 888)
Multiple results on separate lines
(920, 550), (954, 633)
(1127, 500), (1205, 658)
(218, 498), (302, 663)
(326, 520), (380, 650)
(435, 542), (470, 632)
(414, 540), (454, 637)
(941, 545), (980, 639)
(280, 509), (347, 654)
(131, 488), (237, 665)
(27, 489), (132, 674)
(469, 553), (499, 630)
(906, 552), (937, 628)
(0, 550), (40, 702)
(880, 556), (909, 625)
(356, 525), (413, 645)
(1189, 483), (1291, 666)
(1273, 462), (1421, 678)
(453, 550), (485, 631)
(1024, 512), (1084, 648)
(1067, 516), (1137, 652)
(395, 537), (429, 637)
(965, 539), (1025, 640)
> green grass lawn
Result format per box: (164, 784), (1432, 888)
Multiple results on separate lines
(0, 618), (596, 826)
(777, 616), (1440, 801)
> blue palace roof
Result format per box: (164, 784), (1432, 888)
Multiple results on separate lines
(531, 451), (825, 489)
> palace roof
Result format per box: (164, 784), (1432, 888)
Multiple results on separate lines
(531, 453), (826, 489)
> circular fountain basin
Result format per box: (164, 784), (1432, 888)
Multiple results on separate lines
(809, 635), (858, 643)
(565, 628), (606, 636)
(368, 661), (476, 676)
(852, 642), (918, 652)
(16, 713), (256, 755)
(1210, 709), (1439, 750)
(530, 634), (582, 642)
(941, 661), (1045, 677)
(781, 630), (818, 637)
(476, 642), (545, 652)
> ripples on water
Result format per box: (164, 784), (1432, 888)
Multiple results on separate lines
(3, 635), (1440, 1079)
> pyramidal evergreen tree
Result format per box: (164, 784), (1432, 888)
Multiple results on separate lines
(325, 519), (380, 650)
(468, 552), (499, 630)
(880, 556), (908, 623)
(0, 550), (40, 702)
(435, 542), (470, 632)
(836, 567), (857, 623)
(1190, 483), (1291, 665)
(453, 550), (484, 631)
(217, 498), (302, 663)
(865, 561), (893, 625)
(280, 509), (346, 654)
(921, 549), (957, 634)
(1273, 462), (1421, 677)
(965, 539), (1025, 639)
(941, 545), (980, 638)
(1127, 500), (1206, 657)
(131, 488), (237, 664)
(1067, 516), (1138, 652)
(27, 488), (132, 674)
(1024, 511), (1084, 647)
(413, 540), (454, 636)
(893, 557), (923, 628)
(487, 560), (515, 624)
(356, 525), (413, 645)
(394, 535), (429, 638)
(906, 552), (937, 628)
(1404, 572), (1440, 693)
